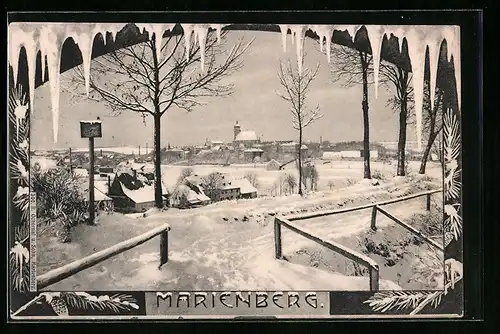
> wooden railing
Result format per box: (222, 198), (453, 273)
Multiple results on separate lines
(273, 188), (443, 291)
(274, 216), (380, 291)
(36, 223), (171, 290)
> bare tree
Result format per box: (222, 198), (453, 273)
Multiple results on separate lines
(244, 171), (260, 189)
(330, 45), (373, 179)
(380, 59), (414, 176)
(277, 60), (323, 196)
(285, 174), (298, 195)
(327, 180), (335, 190)
(201, 172), (224, 201)
(64, 27), (252, 208)
(176, 167), (193, 185)
(419, 81), (444, 174)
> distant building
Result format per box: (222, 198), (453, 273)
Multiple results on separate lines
(233, 121), (261, 148)
(266, 159), (281, 171)
(243, 148), (264, 161)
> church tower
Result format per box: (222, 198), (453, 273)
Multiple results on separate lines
(234, 120), (241, 140)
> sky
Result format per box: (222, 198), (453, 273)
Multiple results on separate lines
(30, 30), (416, 150)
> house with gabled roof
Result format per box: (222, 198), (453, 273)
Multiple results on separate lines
(108, 170), (169, 213)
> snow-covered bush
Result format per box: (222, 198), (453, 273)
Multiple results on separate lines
(31, 167), (87, 242)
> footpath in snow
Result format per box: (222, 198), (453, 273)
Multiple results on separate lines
(38, 179), (441, 291)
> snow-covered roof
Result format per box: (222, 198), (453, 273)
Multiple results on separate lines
(211, 140), (224, 145)
(211, 145), (222, 151)
(233, 178), (257, 195)
(244, 148), (264, 153)
(281, 142), (297, 147)
(80, 120), (102, 124)
(79, 181), (112, 202)
(267, 159), (281, 165)
(174, 184), (210, 204)
(120, 183), (155, 204)
(235, 130), (258, 142)
(301, 144), (309, 150)
(73, 168), (89, 177)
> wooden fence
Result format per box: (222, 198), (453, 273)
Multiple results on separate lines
(274, 216), (380, 291)
(273, 188), (443, 292)
(36, 223), (171, 290)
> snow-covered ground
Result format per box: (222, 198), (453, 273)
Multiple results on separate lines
(70, 146), (153, 155)
(37, 177), (442, 291)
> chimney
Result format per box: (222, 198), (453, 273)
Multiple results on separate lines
(107, 175), (111, 193)
(133, 169), (137, 181)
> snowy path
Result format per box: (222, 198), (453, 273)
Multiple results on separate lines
(40, 186), (434, 291)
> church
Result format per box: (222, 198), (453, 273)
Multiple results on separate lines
(233, 121), (261, 149)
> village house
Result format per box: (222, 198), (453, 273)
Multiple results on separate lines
(266, 159), (281, 171)
(185, 173), (258, 202)
(108, 170), (169, 213)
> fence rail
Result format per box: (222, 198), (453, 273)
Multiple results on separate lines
(375, 206), (444, 251)
(274, 216), (380, 291)
(286, 189), (442, 222)
(273, 188), (443, 291)
(37, 223), (171, 290)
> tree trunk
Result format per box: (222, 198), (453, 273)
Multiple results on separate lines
(419, 132), (437, 174)
(298, 131), (303, 196)
(151, 37), (164, 209)
(397, 99), (408, 176)
(361, 54), (371, 179)
(153, 115), (163, 208)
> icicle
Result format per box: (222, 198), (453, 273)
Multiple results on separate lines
(39, 26), (64, 143)
(180, 24), (195, 62)
(40, 47), (46, 82)
(308, 25), (334, 63)
(24, 38), (37, 112)
(278, 25), (289, 52)
(290, 25), (307, 75)
(8, 27), (22, 86)
(193, 25), (210, 71)
(425, 34), (443, 111)
(72, 32), (93, 97)
(365, 25), (385, 99)
(405, 29), (427, 152)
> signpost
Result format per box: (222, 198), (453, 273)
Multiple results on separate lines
(80, 119), (102, 225)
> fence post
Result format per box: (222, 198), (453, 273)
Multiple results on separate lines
(159, 230), (169, 268)
(274, 218), (282, 259)
(426, 193), (431, 211)
(370, 206), (378, 231)
(369, 266), (380, 292)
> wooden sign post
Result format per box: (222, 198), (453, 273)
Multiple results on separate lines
(80, 119), (102, 225)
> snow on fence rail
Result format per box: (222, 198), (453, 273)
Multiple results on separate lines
(286, 188), (442, 221)
(273, 188), (443, 291)
(36, 223), (171, 290)
(373, 206), (444, 251)
(274, 216), (380, 291)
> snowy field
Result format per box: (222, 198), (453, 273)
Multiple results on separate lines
(37, 175), (443, 291)
(70, 146), (153, 155)
(161, 160), (442, 194)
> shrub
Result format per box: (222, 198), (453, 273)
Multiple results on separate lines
(31, 167), (88, 242)
(327, 180), (335, 190)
